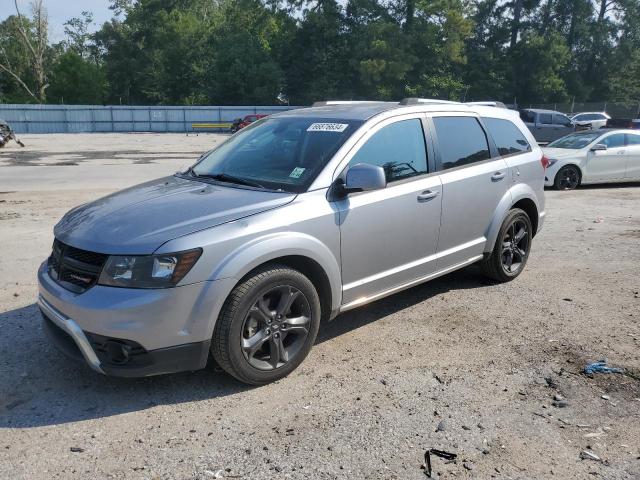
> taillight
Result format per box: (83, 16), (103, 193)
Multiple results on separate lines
(541, 155), (550, 170)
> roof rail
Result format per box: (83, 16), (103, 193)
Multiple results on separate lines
(466, 101), (507, 108)
(399, 98), (460, 106)
(311, 100), (384, 107)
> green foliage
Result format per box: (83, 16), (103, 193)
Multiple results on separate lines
(1, 0), (639, 105)
(511, 33), (571, 103)
(47, 51), (106, 104)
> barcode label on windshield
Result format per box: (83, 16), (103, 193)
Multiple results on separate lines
(307, 123), (349, 133)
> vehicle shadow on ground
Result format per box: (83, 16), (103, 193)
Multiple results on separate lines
(577, 182), (640, 190)
(545, 182), (640, 191)
(317, 266), (491, 344)
(0, 303), (251, 429)
(0, 267), (490, 429)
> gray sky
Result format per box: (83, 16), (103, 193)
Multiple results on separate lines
(1, 0), (114, 41)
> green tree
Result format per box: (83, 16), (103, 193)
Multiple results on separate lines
(510, 32), (571, 103)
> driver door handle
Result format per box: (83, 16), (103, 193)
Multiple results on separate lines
(491, 171), (506, 181)
(417, 190), (439, 202)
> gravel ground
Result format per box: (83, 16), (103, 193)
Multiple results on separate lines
(0, 134), (639, 479)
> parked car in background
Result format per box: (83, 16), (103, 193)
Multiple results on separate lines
(570, 112), (610, 130)
(519, 108), (575, 144)
(38, 99), (545, 384)
(230, 114), (269, 133)
(605, 118), (640, 130)
(543, 129), (640, 189)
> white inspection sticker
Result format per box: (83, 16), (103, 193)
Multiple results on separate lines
(307, 123), (349, 133)
(289, 167), (306, 178)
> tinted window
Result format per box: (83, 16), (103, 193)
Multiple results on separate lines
(348, 119), (428, 182)
(601, 134), (625, 148)
(433, 117), (490, 170)
(484, 117), (531, 156)
(554, 114), (572, 126)
(519, 110), (535, 123)
(540, 113), (553, 124)
(626, 134), (640, 145)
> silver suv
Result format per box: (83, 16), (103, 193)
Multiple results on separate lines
(38, 100), (546, 384)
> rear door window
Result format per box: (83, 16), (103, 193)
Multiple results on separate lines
(348, 118), (428, 182)
(626, 134), (640, 146)
(539, 113), (553, 125)
(433, 117), (491, 170)
(554, 114), (572, 126)
(483, 118), (531, 157)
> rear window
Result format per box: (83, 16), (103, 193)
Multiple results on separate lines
(483, 118), (531, 157)
(433, 117), (491, 170)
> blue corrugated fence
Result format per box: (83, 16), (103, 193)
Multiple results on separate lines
(0, 104), (302, 134)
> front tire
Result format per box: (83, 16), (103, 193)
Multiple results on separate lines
(554, 165), (581, 190)
(211, 265), (321, 385)
(481, 208), (533, 282)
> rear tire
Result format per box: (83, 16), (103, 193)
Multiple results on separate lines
(211, 264), (321, 385)
(554, 165), (581, 190)
(481, 208), (533, 282)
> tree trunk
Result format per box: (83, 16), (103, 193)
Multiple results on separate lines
(540, 0), (554, 35)
(405, 0), (415, 32)
(510, 0), (524, 49)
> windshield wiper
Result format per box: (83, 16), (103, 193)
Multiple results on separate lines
(190, 171), (266, 189)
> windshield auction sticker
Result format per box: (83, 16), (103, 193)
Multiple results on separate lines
(307, 123), (349, 133)
(289, 167), (306, 178)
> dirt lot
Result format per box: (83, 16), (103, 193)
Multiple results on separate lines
(1, 134), (639, 479)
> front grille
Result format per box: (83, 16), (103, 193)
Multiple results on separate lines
(48, 239), (108, 293)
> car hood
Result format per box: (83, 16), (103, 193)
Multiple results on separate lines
(54, 176), (296, 254)
(542, 147), (585, 160)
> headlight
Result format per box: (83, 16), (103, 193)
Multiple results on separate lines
(98, 249), (202, 288)
(547, 158), (558, 167)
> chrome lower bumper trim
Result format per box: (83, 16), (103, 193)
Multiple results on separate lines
(38, 294), (105, 374)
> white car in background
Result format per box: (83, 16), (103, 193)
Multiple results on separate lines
(543, 129), (640, 189)
(570, 112), (610, 130)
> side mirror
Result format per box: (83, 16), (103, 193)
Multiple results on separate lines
(591, 143), (607, 152)
(340, 163), (387, 195)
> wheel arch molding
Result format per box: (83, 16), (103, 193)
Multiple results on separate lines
(209, 232), (342, 314)
(485, 186), (541, 253)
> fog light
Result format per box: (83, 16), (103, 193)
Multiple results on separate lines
(105, 341), (132, 365)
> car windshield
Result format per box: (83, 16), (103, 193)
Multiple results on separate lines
(547, 132), (602, 149)
(189, 117), (362, 193)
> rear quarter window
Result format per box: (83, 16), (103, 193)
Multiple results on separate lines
(483, 117), (531, 157)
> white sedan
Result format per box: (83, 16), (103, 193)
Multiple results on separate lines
(570, 112), (610, 130)
(543, 129), (640, 189)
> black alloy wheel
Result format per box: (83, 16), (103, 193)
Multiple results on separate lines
(212, 265), (321, 385)
(480, 208), (533, 282)
(241, 285), (311, 370)
(555, 165), (581, 190)
(500, 218), (529, 275)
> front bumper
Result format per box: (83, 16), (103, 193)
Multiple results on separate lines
(37, 260), (236, 377)
(39, 295), (211, 377)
